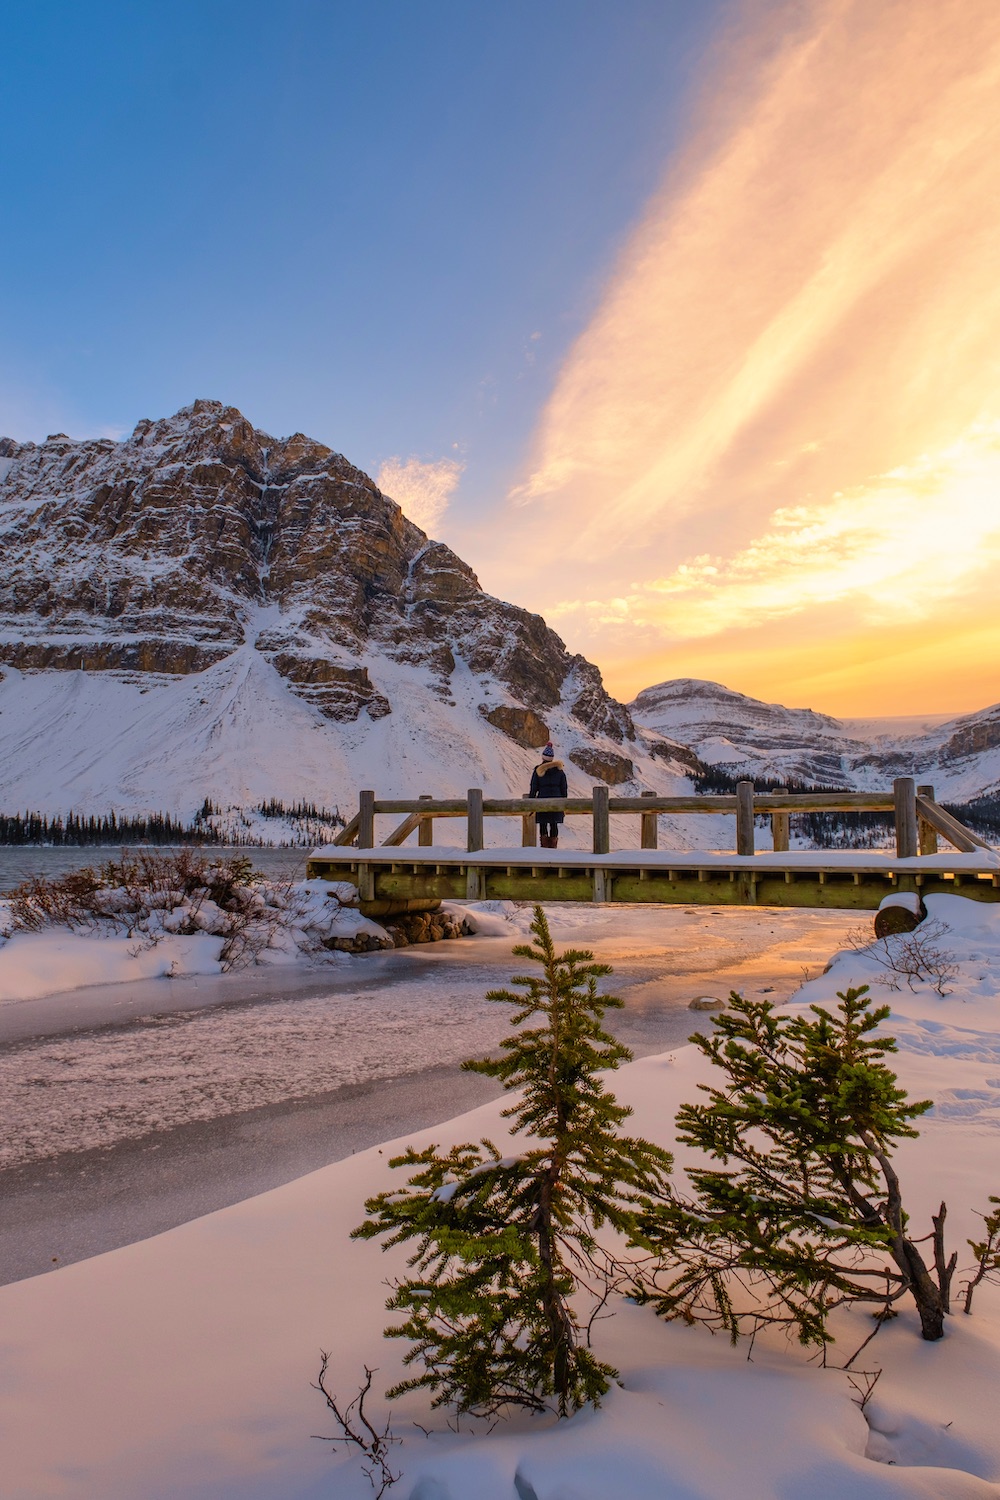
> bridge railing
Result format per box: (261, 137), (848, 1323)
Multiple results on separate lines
(331, 778), (990, 859)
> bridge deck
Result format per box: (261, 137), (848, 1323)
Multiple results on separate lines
(307, 846), (1000, 913)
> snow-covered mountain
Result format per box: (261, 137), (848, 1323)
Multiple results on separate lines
(629, 679), (1000, 802)
(0, 401), (698, 827)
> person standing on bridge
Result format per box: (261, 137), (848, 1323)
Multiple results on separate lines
(528, 742), (568, 849)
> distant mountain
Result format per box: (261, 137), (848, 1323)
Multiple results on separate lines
(629, 678), (1000, 803)
(0, 401), (698, 829)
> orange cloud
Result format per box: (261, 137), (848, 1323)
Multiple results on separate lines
(376, 454), (464, 536)
(483, 0), (1000, 714)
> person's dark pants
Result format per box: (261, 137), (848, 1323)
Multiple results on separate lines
(537, 814), (560, 844)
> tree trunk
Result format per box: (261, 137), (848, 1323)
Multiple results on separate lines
(535, 1169), (574, 1403)
(894, 1234), (947, 1340)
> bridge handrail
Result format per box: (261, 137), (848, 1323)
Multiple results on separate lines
(337, 779), (982, 860)
(368, 793), (896, 816)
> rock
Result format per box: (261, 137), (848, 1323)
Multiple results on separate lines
(483, 704), (550, 748)
(0, 400), (633, 748)
(568, 747), (635, 785)
(688, 996), (724, 1010)
(874, 892), (926, 938)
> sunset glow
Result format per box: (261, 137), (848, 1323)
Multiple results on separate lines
(486, 0), (1000, 715)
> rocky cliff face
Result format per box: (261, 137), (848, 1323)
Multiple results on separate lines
(629, 678), (1000, 803)
(0, 400), (634, 735)
(0, 402), (693, 822)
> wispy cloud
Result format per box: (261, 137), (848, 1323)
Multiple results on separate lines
(487, 0), (1000, 712)
(549, 421), (1000, 640)
(375, 454), (464, 536)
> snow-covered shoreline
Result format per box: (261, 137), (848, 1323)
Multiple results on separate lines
(0, 873), (497, 1006)
(1, 894), (999, 1497)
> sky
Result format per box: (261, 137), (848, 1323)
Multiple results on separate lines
(2, 0), (998, 719)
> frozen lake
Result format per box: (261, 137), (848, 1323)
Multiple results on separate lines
(0, 843), (313, 892)
(0, 901), (863, 1285)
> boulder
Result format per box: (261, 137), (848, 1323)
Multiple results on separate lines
(568, 747), (635, 785)
(482, 704), (550, 749)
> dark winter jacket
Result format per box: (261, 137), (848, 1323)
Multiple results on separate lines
(528, 760), (568, 823)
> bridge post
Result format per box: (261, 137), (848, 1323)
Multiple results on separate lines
(640, 790), (658, 849)
(736, 781), (755, 856)
(358, 789), (375, 849)
(522, 813), (536, 847)
(418, 793), (434, 847)
(467, 788), (484, 852)
(592, 786), (610, 855)
(894, 777), (918, 859)
(771, 787), (790, 853)
(917, 784), (938, 856)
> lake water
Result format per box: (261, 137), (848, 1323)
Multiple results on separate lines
(0, 892), (863, 1284)
(0, 844), (314, 892)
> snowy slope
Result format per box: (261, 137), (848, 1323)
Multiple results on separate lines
(2, 897), (1000, 1497)
(630, 678), (1000, 801)
(0, 403), (700, 830)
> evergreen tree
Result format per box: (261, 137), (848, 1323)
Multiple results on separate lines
(353, 906), (673, 1417)
(640, 986), (956, 1343)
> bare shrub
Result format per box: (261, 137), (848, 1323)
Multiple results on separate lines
(962, 1196), (1000, 1315)
(846, 918), (959, 996)
(8, 867), (107, 932)
(6, 849), (273, 968)
(313, 1356), (399, 1496)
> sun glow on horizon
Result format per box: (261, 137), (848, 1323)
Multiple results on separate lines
(475, 0), (1000, 718)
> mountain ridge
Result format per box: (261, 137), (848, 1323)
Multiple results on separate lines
(629, 678), (1000, 804)
(0, 401), (698, 832)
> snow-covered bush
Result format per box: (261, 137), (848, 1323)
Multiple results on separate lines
(4, 852), (391, 968)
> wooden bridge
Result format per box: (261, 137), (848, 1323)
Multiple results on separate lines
(307, 778), (1000, 916)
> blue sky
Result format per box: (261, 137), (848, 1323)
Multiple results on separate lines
(7, 0), (997, 717)
(0, 0), (717, 509)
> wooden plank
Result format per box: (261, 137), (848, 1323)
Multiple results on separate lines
(418, 793), (434, 847)
(893, 777), (918, 859)
(917, 784), (938, 856)
(325, 864), (1000, 910)
(593, 867), (608, 903)
(592, 786), (610, 855)
(640, 790), (658, 850)
(374, 800), (470, 815)
(382, 813), (421, 847)
(749, 793), (894, 812)
(467, 788), (484, 852)
(371, 792), (895, 816)
(357, 862), (374, 902)
(332, 811), (360, 847)
(736, 781), (755, 856)
(522, 813), (536, 848)
(358, 790), (375, 850)
(466, 866), (484, 899)
(915, 794), (989, 853)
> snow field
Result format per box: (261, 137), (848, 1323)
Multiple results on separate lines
(1, 895), (999, 1496)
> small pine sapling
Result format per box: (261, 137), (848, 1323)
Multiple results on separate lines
(962, 1197), (1000, 1315)
(353, 906), (673, 1417)
(639, 986), (957, 1344)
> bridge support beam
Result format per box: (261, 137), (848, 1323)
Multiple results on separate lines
(593, 786), (610, 855)
(419, 793), (434, 846)
(467, 788), (484, 852)
(894, 777), (918, 859)
(640, 790), (658, 850)
(736, 781), (755, 856)
(771, 786), (790, 853)
(917, 784), (938, 856)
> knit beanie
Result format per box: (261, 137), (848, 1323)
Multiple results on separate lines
(542, 743), (555, 760)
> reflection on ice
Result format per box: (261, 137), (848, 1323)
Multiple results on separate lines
(0, 904), (861, 1173)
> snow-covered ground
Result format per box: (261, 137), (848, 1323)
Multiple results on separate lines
(0, 877), (398, 1005)
(1, 894), (999, 1497)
